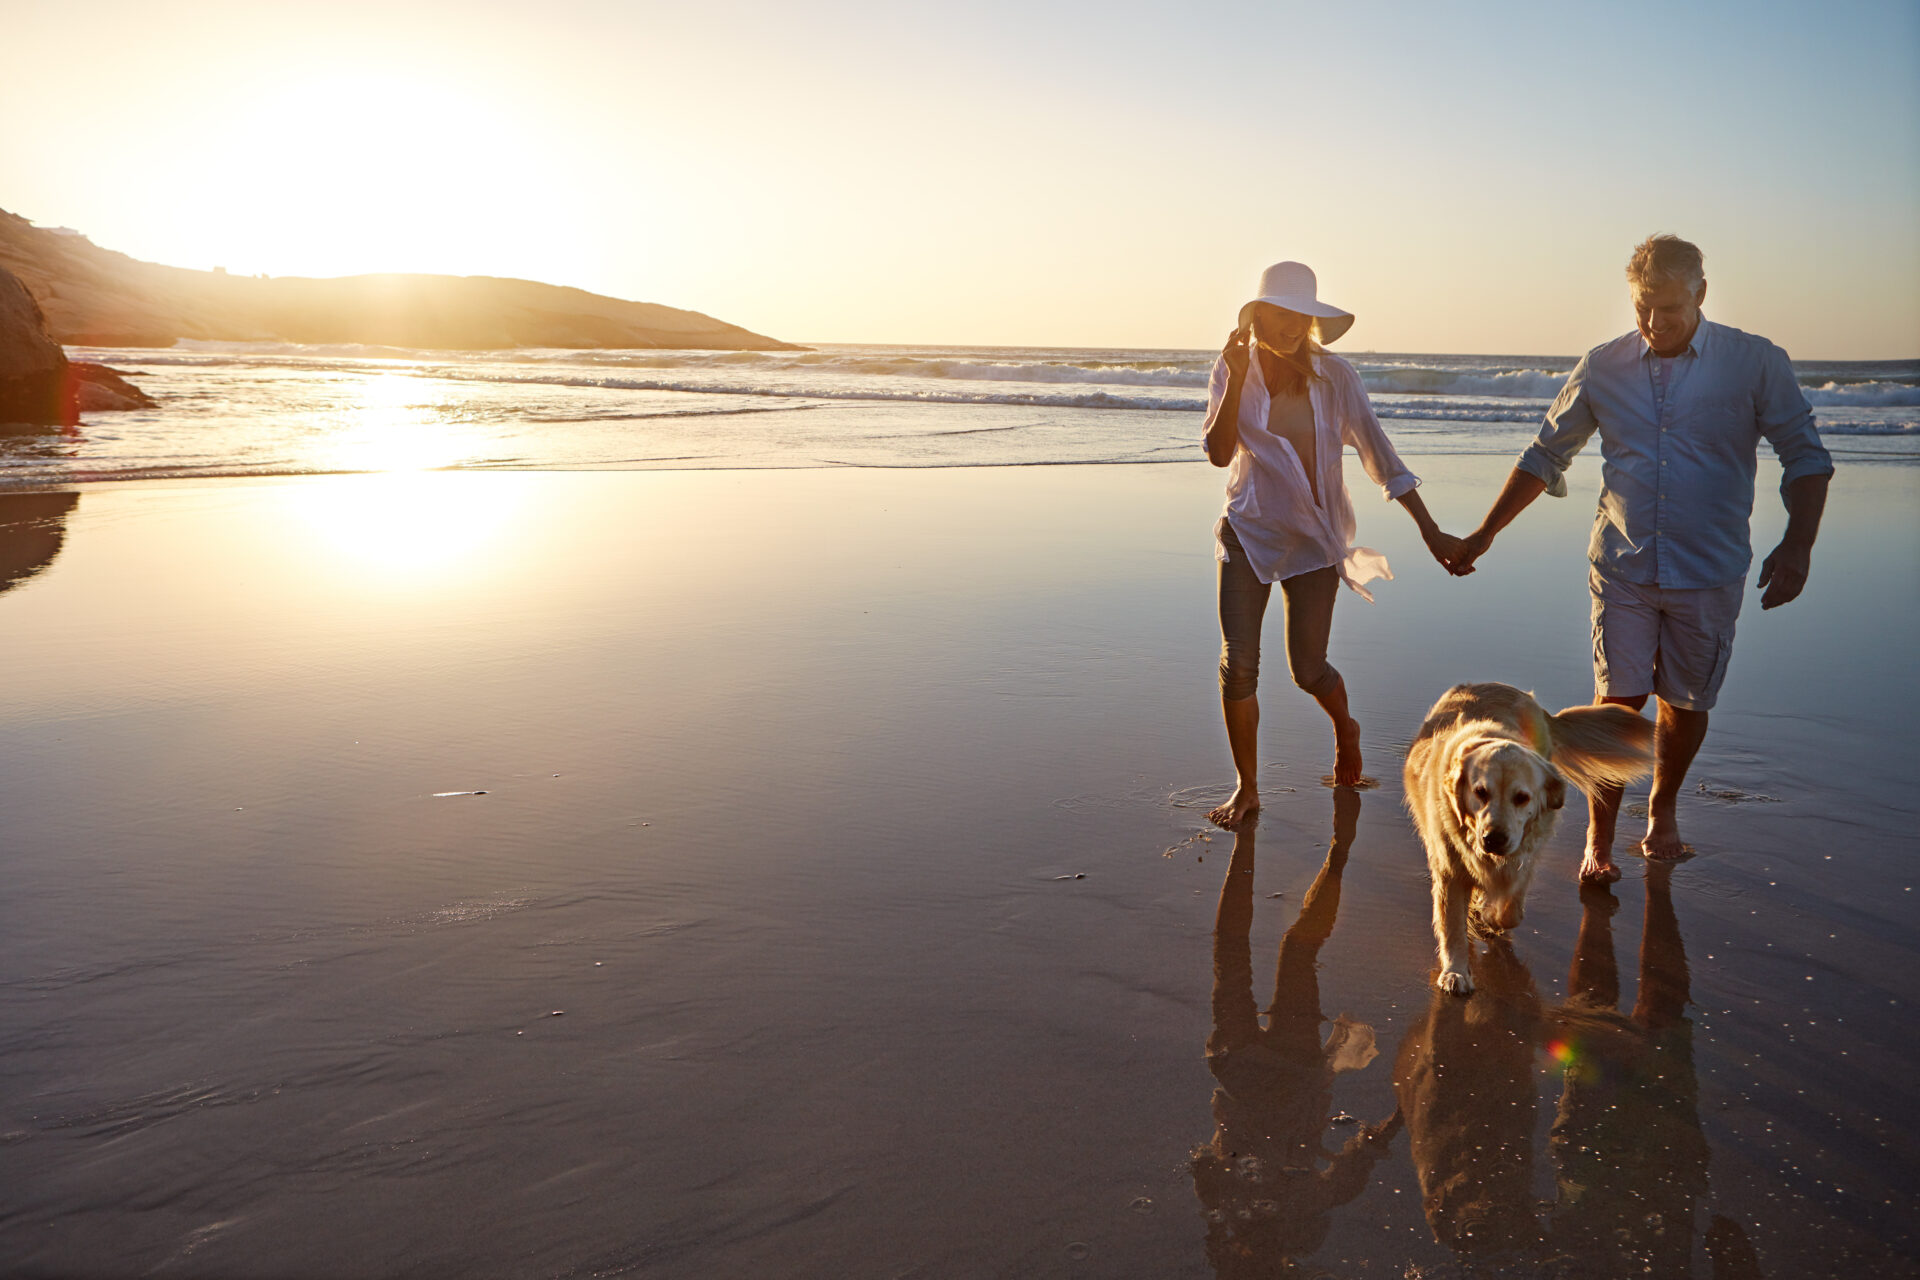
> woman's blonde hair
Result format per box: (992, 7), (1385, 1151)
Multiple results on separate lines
(1247, 304), (1326, 396)
(1257, 333), (1325, 396)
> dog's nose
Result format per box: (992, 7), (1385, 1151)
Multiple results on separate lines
(1481, 830), (1508, 854)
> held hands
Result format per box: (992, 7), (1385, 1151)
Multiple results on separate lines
(1445, 528), (1492, 576)
(1397, 490), (1482, 578)
(1422, 526), (1471, 573)
(1757, 540), (1812, 609)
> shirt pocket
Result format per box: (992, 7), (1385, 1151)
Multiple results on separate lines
(1688, 392), (1755, 442)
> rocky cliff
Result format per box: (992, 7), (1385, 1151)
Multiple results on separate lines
(0, 265), (72, 425)
(0, 209), (799, 352)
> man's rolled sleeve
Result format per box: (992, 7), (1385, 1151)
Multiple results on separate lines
(1515, 356), (1598, 499)
(1756, 344), (1833, 495)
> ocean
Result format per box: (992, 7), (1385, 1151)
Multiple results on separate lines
(7, 342), (1915, 486)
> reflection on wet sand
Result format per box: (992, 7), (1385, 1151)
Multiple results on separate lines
(0, 490), (78, 596)
(1191, 790), (1400, 1275)
(1394, 864), (1762, 1278)
(1395, 931), (1547, 1260)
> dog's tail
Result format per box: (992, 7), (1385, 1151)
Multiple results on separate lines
(1545, 703), (1655, 794)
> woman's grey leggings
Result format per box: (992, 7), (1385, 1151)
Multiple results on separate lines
(1217, 520), (1342, 702)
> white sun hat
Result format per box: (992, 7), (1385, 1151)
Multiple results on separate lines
(1238, 261), (1355, 345)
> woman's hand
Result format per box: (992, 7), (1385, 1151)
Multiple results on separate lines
(1205, 328), (1251, 467)
(1392, 490), (1471, 574)
(1423, 526), (1472, 574)
(1221, 327), (1251, 378)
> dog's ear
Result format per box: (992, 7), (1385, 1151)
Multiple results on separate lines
(1544, 767), (1567, 811)
(1449, 746), (1477, 829)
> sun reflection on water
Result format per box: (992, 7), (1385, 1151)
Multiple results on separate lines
(315, 371), (475, 474)
(280, 470), (526, 580)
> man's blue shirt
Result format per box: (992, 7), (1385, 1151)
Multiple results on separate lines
(1517, 319), (1834, 589)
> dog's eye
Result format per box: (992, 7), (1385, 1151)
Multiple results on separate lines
(1514, 792), (1530, 806)
(1472, 785), (1490, 802)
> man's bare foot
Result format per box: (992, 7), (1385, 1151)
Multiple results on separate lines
(1637, 827), (1695, 860)
(1637, 806), (1694, 860)
(1579, 849), (1623, 885)
(1332, 717), (1364, 788)
(1208, 785), (1260, 830)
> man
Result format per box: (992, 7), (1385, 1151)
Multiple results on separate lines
(1450, 235), (1832, 884)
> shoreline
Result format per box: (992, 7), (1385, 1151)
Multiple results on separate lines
(8, 341), (1914, 491)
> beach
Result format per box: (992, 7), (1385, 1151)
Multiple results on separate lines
(2, 450), (1916, 1276)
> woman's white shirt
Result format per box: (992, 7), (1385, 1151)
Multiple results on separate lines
(1204, 349), (1419, 601)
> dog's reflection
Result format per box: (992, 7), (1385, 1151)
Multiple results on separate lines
(1393, 864), (1751, 1277)
(1190, 791), (1399, 1275)
(1393, 932), (1547, 1257)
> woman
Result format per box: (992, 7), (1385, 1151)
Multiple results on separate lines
(1203, 261), (1461, 828)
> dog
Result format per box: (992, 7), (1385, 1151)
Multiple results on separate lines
(1404, 683), (1653, 995)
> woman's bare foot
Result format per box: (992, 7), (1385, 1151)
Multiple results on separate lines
(1208, 785), (1260, 830)
(1332, 717), (1364, 787)
(1579, 848), (1623, 885)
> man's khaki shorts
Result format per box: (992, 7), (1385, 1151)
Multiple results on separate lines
(1589, 566), (1746, 711)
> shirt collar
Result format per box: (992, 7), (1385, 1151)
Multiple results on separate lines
(1639, 316), (1709, 360)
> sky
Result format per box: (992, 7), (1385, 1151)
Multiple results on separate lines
(3, 0), (1916, 356)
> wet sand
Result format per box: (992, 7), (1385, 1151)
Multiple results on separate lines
(0, 457), (1915, 1277)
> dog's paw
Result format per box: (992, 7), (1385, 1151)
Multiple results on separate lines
(1436, 968), (1475, 996)
(1466, 906), (1504, 939)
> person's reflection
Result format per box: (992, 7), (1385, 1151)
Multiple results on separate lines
(0, 491), (79, 597)
(1394, 865), (1754, 1278)
(1190, 791), (1398, 1275)
(1546, 865), (1714, 1277)
(1393, 933), (1547, 1259)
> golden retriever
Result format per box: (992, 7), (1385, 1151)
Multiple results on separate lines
(1404, 683), (1653, 995)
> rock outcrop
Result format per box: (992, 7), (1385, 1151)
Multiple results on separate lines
(0, 208), (801, 352)
(0, 265), (73, 426)
(70, 363), (157, 412)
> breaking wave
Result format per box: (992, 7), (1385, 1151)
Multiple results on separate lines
(1355, 367), (1569, 399)
(126, 341), (1917, 409)
(1802, 381), (1920, 407)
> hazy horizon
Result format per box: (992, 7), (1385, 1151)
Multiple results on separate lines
(5, 0), (1916, 358)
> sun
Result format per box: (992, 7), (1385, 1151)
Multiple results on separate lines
(209, 66), (563, 279)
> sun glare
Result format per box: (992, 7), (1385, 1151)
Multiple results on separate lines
(312, 371), (474, 474)
(281, 470), (524, 582)
(210, 67), (565, 279)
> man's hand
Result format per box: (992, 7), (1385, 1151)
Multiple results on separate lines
(1447, 528), (1492, 576)
(1759, 473), (1828, 609)
(1757, 540), (1812, 609)
(1221, 327), (1250, 378)
(1449, 469), (1547, 577)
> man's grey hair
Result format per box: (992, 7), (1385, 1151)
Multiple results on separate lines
(1627, 234), (1705, 294)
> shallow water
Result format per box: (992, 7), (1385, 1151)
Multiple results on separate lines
(5, 343), (1914, 488)
(0, 460), (1914, 1276)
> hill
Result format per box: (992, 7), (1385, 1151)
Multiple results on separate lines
(0, 209), (799, 351)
